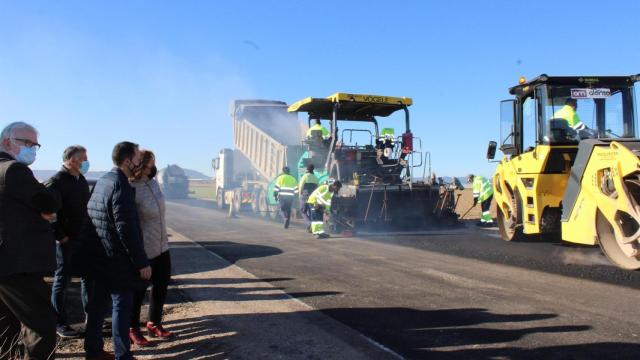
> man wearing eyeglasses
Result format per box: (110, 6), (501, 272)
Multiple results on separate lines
(0, 122), (60, 359)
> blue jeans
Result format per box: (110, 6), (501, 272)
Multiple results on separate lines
(84, 279), (133, 360)
(51, 242), (88, 326)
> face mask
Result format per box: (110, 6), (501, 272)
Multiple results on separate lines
(148, 166), (158, 179)
(15, 146), (36, 165)
(80, 160), (90, 175)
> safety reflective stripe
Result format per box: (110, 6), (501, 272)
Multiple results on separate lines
(573, 122), (586, 130)
(479, 186), (492, 200)
(316, 190), (331, 206)
(275, 174), (299, 196)
(278, 187), (297, 196)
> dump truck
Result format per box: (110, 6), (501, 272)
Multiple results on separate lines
(212, 100), (306, 218)
(487, 74), (640, 270)
(157, 164), (189, 199)
(288, 93), (459, 230)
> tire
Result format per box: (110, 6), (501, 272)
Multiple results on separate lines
(596, 209), (640, 270)
(233, 191), (242, 214)
(251, 191), (261, 214)
(216, 188), (226, 209)
(496, 191), (524, 242)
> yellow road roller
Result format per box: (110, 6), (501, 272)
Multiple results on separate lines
(487, 74), (640, 270)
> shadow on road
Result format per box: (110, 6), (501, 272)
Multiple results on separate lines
(170, 241), (283, 276)
(318, 307), (628, 359)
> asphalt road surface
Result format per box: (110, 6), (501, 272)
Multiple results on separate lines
(166, 199), (640, 360)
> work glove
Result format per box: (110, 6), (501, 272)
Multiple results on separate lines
(473, 198), (478, 207)
(273, 192), (278, 201)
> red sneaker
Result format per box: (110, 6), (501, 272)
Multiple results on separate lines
(146, 322), (173, 338)
(129, 328), (150, 346)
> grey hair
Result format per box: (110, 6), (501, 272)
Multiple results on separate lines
(0, 122), (38, 152)
(63, 145), (87, 162)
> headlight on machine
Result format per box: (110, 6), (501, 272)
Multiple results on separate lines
(521, 177), (535, 189)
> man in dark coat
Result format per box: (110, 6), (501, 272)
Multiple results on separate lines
(45, 145), (91, 338)
(84, 141), (151, 360)
(0, 122), (60, 360)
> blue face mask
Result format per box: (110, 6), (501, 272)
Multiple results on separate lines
(80, 160), (90, 175)
(15, 146), (36, 165)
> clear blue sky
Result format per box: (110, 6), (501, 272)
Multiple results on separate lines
(1, 1), (638, 177)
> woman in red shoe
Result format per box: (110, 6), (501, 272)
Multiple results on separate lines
(129, 150), (173, 346)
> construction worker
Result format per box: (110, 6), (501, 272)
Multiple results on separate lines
(553, 98), (587, 131)
(468, 174), (494, 227)
(307, 179), (342, 239)
(273, 166), (298, 229)
(298, 164), (319, 231)
(376, 127), (396, 161)
(306, 118), (330, 140)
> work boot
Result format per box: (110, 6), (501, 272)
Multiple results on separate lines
(476, 221), (485, 227)
(56, 324), (80, 338)
(146, 322), (173, 339)
(129, 328), (150, 347)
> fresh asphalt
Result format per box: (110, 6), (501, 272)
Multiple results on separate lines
(166, 198), (640, 360)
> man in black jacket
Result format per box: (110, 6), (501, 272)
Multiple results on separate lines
(45, 145), (91, 338)
(0, 122), (60, 360)
(84, 141), (151, 360)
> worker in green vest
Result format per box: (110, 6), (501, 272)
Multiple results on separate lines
(307, 179), (342, 239)
(274, 166), (298, 229)
(468, 174), (494, 227)
(553, 98), (587, 131)
(305, 118), (330, 140)
(298, 164), (319, 231)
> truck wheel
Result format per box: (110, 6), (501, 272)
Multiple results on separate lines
(596, 209), (640, 270)
(233, 191), (242, 213)
(258, 191), (270, 219)
(251, 191), (260, 214)
(216, 188), (226, 209)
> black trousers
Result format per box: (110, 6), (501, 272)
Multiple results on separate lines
(131, 251), (171, 327)
(0, 273), (56, 360)
(278, 196), (293, 223)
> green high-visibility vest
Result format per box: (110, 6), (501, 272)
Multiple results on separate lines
(380, 128), (395, 137)
(299, 172), (319, 193)
(473, 176), (493, 202)
(553, 105), (585, 130)
(306, 124), (330, 139)
(275, 174), (298, 197)
(307, 184), (332, 207)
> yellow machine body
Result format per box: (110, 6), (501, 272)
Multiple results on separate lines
(489, 74), (640, 270)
